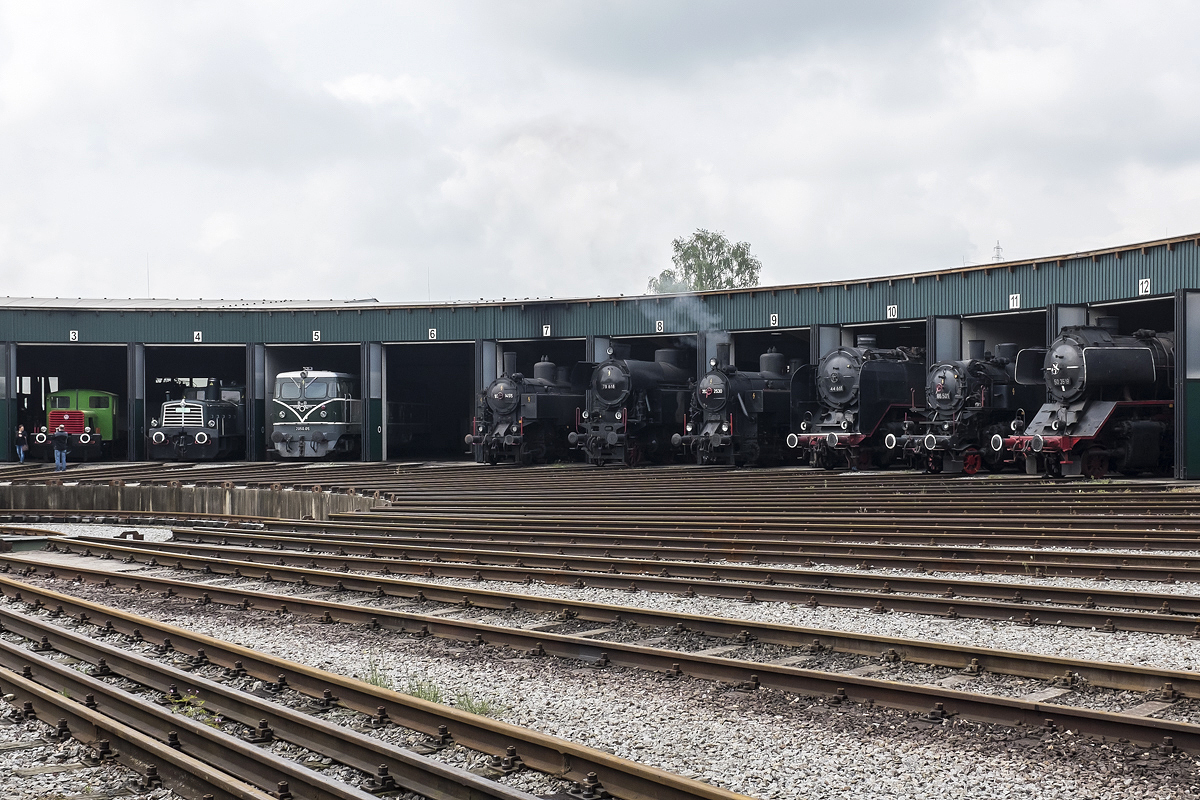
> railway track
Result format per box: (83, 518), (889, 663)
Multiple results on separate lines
(2, 567), (1198, 757)
(65, 531), (1200, 624)
(0, 577), (744, 800)
(10, 536), (1200, 636)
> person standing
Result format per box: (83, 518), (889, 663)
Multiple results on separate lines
(14, 425), (26, 463)
(52, 425), (68, 471)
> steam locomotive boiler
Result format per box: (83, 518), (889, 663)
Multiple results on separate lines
(466, 352), (584, 465)
(889, 342), (1043, 474)
(1003, 319), (1175, 478)
(672, 344), (796, 465)
(569, 348), (691, 466)
(148, 383), (246, 460)
(786, 335), (924, 469)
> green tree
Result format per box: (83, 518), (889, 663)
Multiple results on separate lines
(648, 229), (762, 293)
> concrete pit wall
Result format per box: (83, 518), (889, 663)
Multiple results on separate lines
(0, 483), (379, 521)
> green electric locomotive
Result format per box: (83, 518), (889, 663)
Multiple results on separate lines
(28, 389), (121, 461)
(269, 369), (361, 459)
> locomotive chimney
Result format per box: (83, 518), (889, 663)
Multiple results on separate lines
(759, 348), (786, 376)
(533, 357), (556, 382)
(994, 343), (1019, 360)
(855, 334), (877, 349)
(502, 351), (517, 376)
(1096, 316), (1120, 334)
(715, 342), (731, 367)
(967, 339), (986, 360)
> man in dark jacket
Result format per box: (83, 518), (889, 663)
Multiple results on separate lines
(52, 425), (69, 471)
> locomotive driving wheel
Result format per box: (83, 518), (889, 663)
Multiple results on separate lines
(961, 449), (982, 476)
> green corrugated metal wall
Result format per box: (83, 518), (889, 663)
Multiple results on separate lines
(0, 237), (1197, 344)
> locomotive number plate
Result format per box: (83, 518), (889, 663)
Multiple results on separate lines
(1052, 378), (1071, 386)
(295, 426), (310, 431)
(936, 392), (951, 400)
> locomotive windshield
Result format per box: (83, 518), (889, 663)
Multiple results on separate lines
(817, 349), (862, 408)
(487, 377), (520, 415)
(593, 362), (630, 407)
(275, 376), (344, 401)
(697, 372), (728, 411)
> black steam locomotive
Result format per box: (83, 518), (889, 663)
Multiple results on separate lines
(466, 353), (584, 465)
(570, 347), (691, 466)
(787, 335), (924, 469)
(672, 344), (796, 465)
(1004, 319), (1175, 478)
(147, 383), (246, 460)
(890, 342), (1043, 474)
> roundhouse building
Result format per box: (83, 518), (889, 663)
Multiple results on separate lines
(2, 231), (1200, 477)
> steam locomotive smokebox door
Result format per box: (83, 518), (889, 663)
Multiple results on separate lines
(1014, 348), (1048, 385)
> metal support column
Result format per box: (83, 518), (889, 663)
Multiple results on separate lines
(1046, 304), (1087, 343)
(125, 343), (145, 461)
(1175, 290), (1200, 479)
(361, 342), (384, 461)
(474, 340), (498, 395)
(926, 316), (962, 363)
(586, 336), (611, 364)
(701, 331), (732, 373)
(810, 325), (841, 365)
(0, 344), (15, 461)
(245, 344), (267, 461)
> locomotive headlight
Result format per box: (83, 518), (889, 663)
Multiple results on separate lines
(151, 420), (158, 428)
(207, 419), (216, 427)
(686, 422), (693, 432)
(721, 422), (729, 433)
(839, 420), (849, 430)
(615, 410), (623, 420)
(279, 411), (285, 418)
(582, 410), (589, 420)
(84, 426), (91, 433)
(800, 421), (809, 431)
(942, 422), (950, 431)
(1050, 419), (1061, 431)
(511, 424), (519, 433)
(320, 410), (327, 418)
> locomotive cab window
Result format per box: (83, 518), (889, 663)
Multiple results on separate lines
(277, 381), (302, 399)
(88, 396), (109, 408)
(51, 396), (72, 409)
(338, 380), (354, 397)
(304, 380), (331, 399)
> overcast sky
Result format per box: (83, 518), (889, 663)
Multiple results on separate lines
(1, 2), (1197, 303)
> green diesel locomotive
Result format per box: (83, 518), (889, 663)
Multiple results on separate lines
(29, 388), (121, 461)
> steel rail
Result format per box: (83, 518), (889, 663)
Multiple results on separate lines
(10, 541), (1199, 636)
(0, 665), (276, 800)
(0, 606), (543, 800)
(0, 577), (747, 800)
(1, 575), (1196, 756)
(169, 525), (1200, 584)
(115, 534), (1200, 616)
(0, 637), (388, 800)
(5, 556), (1200, 700)
(240, 518), (1200, 551)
